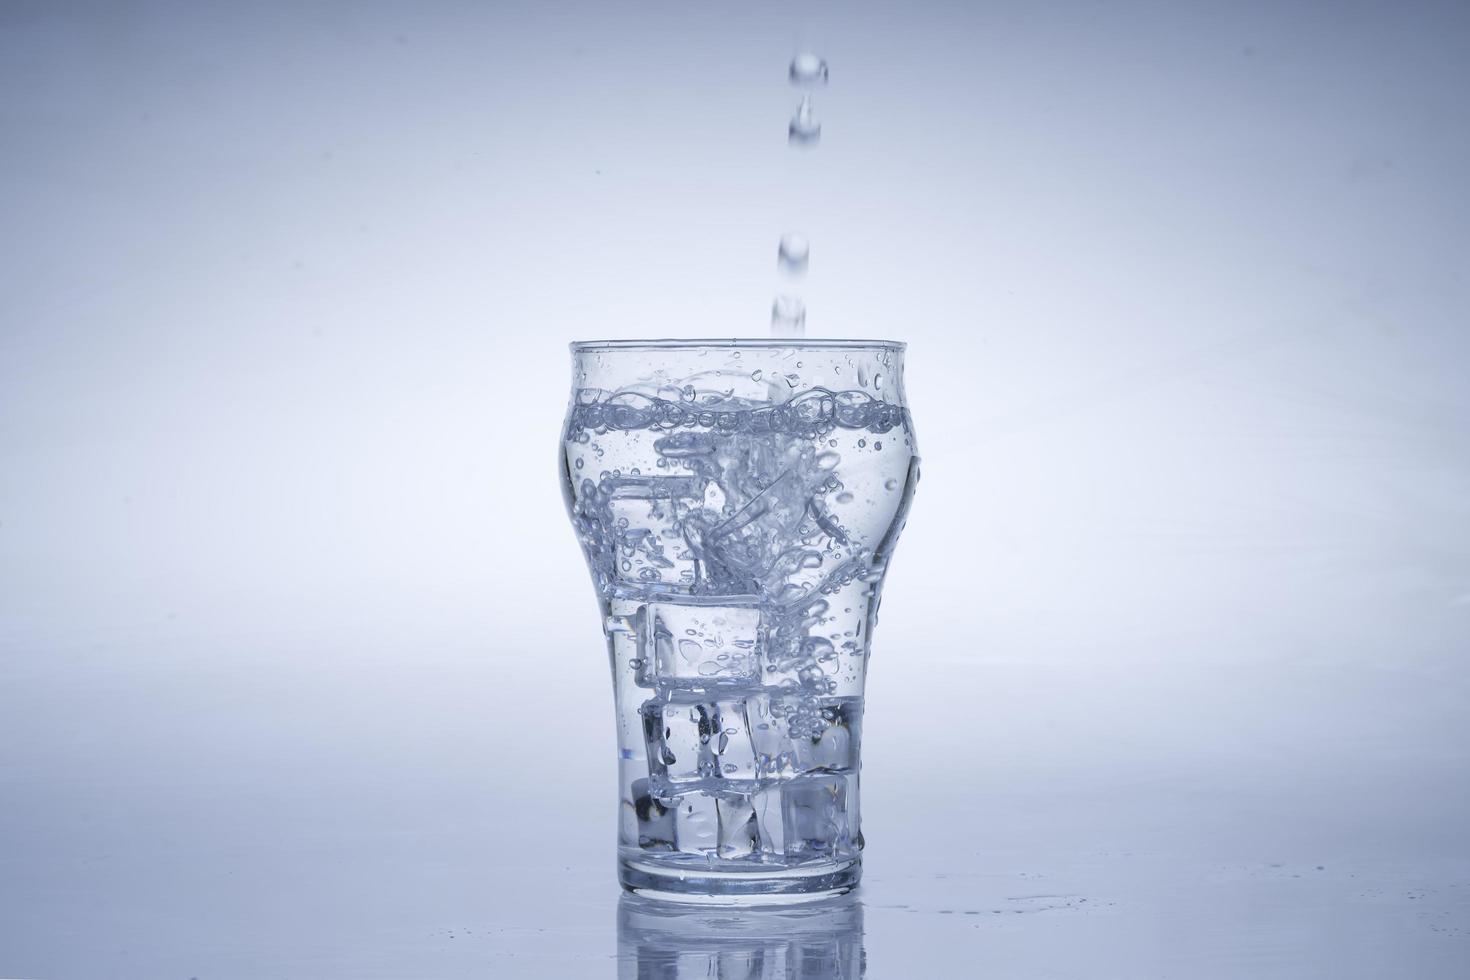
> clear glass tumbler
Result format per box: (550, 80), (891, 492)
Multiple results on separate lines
(559, 339), (919, 903)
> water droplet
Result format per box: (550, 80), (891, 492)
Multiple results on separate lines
(778, 232), (810, 274)
(750, 369), (763, 381)
(874, 440), (882, 450)
(874, 372), (883, 390)
(858, 438), (866, 448)
(836, 491), (854, 504)
(884, 478), (899, 491)
(857, 365), (868, 387)
(788, 96), (821, 145)
(789, 52), (828, 87)
(771, 294), (806, 336)
(574, 458), (584, 469)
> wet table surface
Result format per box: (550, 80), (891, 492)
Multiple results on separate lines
(1, 626), (1466, 979)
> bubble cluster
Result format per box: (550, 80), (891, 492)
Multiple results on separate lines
(567, 387), (911, 439)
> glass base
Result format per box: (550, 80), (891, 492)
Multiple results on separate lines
(618, 855), (861, 906)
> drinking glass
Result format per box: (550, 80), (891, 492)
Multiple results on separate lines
(560, 339), (918, 903)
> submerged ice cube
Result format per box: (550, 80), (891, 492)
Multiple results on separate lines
(640, 598), (763, 692)
(671, 791), (719, 854)
(630, 777), (676, 851)
(747, 694), (862, 778)
(795, 697), (861, 772)
(643, 697), (758, 788)
(782, 773), (859, 862)
(702, 472), (804, 588)
(700, 494), (856, 604)
(715, 795), (761, 859)
(601, 476), (706, 590)
(752, 784), (785, 858)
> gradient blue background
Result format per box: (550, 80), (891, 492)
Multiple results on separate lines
(2, 1), (1468, 976)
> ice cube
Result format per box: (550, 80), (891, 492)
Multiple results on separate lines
(643, 697), (758, 787)
(641, 598), (763, 692)
(601, 475), (706, 590)
(782, 773), (859, 862)
(795, 697), (861, 772)
(747, 694), (862, 778)
(629, 777), (676, 851)
(671, 791), (719, 855)
(653, 431), (716, 457)
(715, 794), (761, 859)
(703, 474), (804, 587)
(752, 784), (785, 858)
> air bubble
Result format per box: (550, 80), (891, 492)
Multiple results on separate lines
(789, 52), (828, 87)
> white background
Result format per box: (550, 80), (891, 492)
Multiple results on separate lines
(2, 2), (1468, 976)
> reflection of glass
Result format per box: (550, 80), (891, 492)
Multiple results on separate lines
(561, 340), (919, 902)
(617, 892), (865, 978)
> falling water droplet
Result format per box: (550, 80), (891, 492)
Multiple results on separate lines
(789, 96), (821, 145)
(789, 52), (829, 87)
(771, 294), (806, 336)
(777, 232), (810, 274)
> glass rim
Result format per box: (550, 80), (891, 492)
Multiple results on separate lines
(570, 337), (906, 353)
